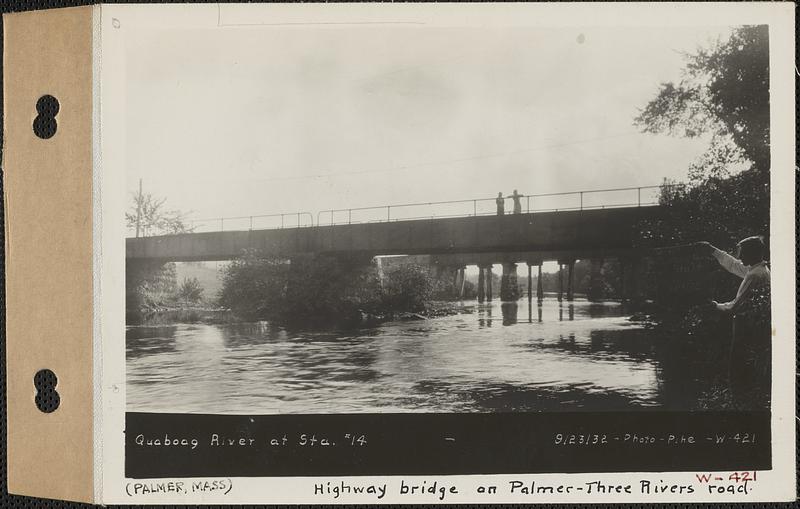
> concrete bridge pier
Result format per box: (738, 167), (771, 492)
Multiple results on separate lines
(526, 263), (532, 301)
(477, 266), (486, 302)
(559, 259), (576, 302)
(526, 260), (543, 303)
(587, 258), (605, 302)
(500, 262), (519, 301)
(485, 264), (494, 301)
(536, 264), (544, 303)
(568, 261), (575, 301)
(557, 263), (564, 302)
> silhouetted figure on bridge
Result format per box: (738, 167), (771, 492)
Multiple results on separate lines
(511, 189), (523, 214)
(495, 192), (505, 215)
(697, 237), (770, 409)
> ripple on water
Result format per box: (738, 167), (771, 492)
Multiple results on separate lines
(126, 299), (724, 413)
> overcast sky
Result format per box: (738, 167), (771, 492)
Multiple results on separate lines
(124, 24), (733, 226)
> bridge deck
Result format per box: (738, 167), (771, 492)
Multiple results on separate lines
(126, 206), (662, 263)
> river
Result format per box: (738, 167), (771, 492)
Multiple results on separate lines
(126, 297), (725, 414)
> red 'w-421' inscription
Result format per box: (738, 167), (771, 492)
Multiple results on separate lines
(696, 471), (757, 483)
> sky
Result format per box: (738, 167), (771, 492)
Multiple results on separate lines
(124, 24), (734, 229)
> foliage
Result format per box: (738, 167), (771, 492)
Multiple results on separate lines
(283, 254), (383, 322)
(218, 253), (440, 326)
(382, 264), (435, 311)
(126, 190), (194, 237)
(218, 250), (289, 321)
(634, 25), (769, 175)
(177, 277), (205, 304)
(633, 25), (770, 336)
(127, 261), (178, 311)
(637, 168), (769, 251)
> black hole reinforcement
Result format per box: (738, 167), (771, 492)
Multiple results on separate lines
(33, 94), (59, 139)
(34, 368), (60, 413)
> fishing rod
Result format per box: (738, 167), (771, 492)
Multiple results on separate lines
(647, 242), (705, 253)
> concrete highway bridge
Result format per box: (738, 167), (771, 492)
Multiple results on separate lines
(127, 186), (670, 303)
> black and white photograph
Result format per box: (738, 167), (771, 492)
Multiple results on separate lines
(1, 1), (793, 504)
(124, 20), (773, 418)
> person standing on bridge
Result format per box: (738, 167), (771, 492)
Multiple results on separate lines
(696, 236), (770, 408)
(496, 192), (505, 215)
(511, 189), (523, 214)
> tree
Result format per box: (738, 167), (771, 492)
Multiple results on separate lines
(177, 277), (204, 304)
(218, 252), (439, 326)
(382, 265), (435, 312)
(127, 261), (179, 312)
(126, 182), (193, 237)
(631, 25), (770, 338)
(218, 250), (289, 320)
(633, 25), (770, 249)
(635, 25), (769, 177)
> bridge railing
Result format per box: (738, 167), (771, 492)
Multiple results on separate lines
(136, 184), (678, 237)
(316, 184), (677, 226)
(188, 211), (315, 234)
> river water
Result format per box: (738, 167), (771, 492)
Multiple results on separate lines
(126, 297), (722, 414)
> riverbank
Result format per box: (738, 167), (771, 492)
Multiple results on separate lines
(128, 307), (235, 326)
(126, 300), (471, 328)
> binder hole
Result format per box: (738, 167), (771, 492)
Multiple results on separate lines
(33, 94), (59, 139)
(34, 369), (60, 413)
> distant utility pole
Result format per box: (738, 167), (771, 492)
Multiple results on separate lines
(135, 178), (143, 238)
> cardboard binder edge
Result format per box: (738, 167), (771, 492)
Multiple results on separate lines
(3, 5), (95, 503)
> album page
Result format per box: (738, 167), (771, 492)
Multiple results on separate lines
(98, 3), (795, 504)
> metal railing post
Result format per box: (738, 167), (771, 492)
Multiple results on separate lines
(580, 192), (583, 210)
(387, 206), (391, 221)
(297, 212), (300, 227)
(637, 188), (641, 207)
(249, 216), (253, 230)
(348, 209), (352, 224)
(526, 196), (530, 213)
(281, 214), (284, 229)
(473, 200), (477, 216)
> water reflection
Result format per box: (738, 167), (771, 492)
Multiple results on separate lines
(126, 298), (726, 414)
(557, 303), (576, 322)
(126, 326), (177, 360)
(501, 303), (517, 326)
(478, 306), (493, 327)
(525, 302), (542, 323)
